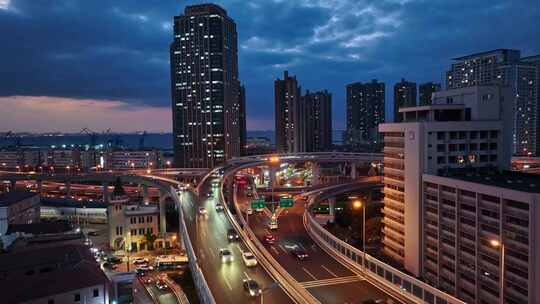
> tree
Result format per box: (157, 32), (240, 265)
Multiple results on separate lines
(144, 232), (157, 251)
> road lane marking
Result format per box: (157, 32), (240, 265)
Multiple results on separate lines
(278, 245), (288, 254)
(223, 276), (233, 291)
(235, 243), (243, 253)
(243, 271), (251, 280)
(300, 275), (364, 288)
(321, 265), (338, 278)
(270, 246), (280, 255)
(302, 267), (318, 281)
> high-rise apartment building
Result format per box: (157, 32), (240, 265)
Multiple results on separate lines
(304, 90), (332, 152)
(394, 78), (417, 122)
(446, 49), (539, 156)
(239, 85), (247, 156)
(275, 71), (304, 153)
(379, 85), (513, 276)
(345, 80), (385, 150)
(422, 172), (540, 304)
(170, 4), (242, 168)
(419, 82), (441, 106)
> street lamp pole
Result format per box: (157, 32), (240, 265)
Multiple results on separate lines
(490, 239), (505, 304)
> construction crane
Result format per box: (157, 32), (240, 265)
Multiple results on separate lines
(80, 128), (98, 148)
(2, 131), (21, 147)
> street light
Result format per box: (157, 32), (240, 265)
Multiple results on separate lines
(489, 238), (505, 304)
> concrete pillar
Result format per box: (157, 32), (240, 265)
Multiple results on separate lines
(328, 197), (336, 223)
(350, 162), (358, 180)
(141, 184), (149, 204)
(159, 189), (167, 234)
(102, 182), (109, 203)
(269, 166), (278, 188)
(311, 163), (320, 186)
(36, 180), (42, 194)
(65, 181), (71, 197)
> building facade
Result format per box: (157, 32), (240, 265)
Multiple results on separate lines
(379, 85), (513, 276)
(419, 82), (441, 106)
(103, 150), (160, 170)
(239, 84), (247, 156)
(446, 49), (539, 156)
(0, 191), (40, 236)
(275, 71), (304, 153)
(107, 183), (159, 252)
(394, 78), (417, 122)
(304, 90), (332, 152)
(170, 4), (242, 168)
(422, 173), (540, 304)
(345, 80), (385, 150)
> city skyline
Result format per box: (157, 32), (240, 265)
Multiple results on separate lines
(1, 0), (539, 132)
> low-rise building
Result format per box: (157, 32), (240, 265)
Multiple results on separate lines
(104, 150), (160, 170)
(0, 244), (110, 304)
(107, 180), (159, 252)
(0, 191), (40, 236)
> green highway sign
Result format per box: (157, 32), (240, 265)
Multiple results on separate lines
(279, 197), (294, 208)
(251, 198), (265, 209)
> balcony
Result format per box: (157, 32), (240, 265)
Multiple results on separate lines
(382, 206), (404, 220)
(383, 186), (404, 197)
(383, 226), (404, 241)
(383, 235), (404, 251)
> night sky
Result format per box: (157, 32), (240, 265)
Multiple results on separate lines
(0, 0), (539, 132)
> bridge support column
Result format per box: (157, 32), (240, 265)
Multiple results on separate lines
(350, 162), (357, 180)
(65, 181), (71, 197)
(268, 166), (278, 188)
(311, 163), (321, 186)
(102, 182), (109, 203)
(159, 190), (167, 234)
(141, 184), (149, 204)
(328, 197), (336, 223)
(36, 180), (42, 194)
(9, 180), (16, 191)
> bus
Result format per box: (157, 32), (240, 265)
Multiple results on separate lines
(154, 255), (188, 270)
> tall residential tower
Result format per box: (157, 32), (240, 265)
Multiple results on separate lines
(275, 71), (304, 153)
(394, 78), (417, 122)
(304, 90), (332, 152)
(345, 80), (385, 150)
(170, 4), (242, 168)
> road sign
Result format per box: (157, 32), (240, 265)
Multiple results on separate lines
(279, 197), (294, 208)
(251, 197), (265, 209)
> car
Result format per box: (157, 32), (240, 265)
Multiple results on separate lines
(207, 192), (213, 197)
(155, 280), (169, 290)
(241, 251), (258, 267)
(291, 248), (309, 261)
(198, 207), (207, 215)
(83, 238), (92, 246)
(144, 277), (154, 284)
(227, 229), (240, 242)
(246, 208), (253, 215)
(263, 234), (277, 245)
(137, 264), (154, 271)
(102, 262), (117, 270)
(132, 258), (149, 265)
(246, 192), (252, 198)
(88, 231), (99, 236)
(219, 248), (234, 263)
(106, 256), (122, 264)
(243, 279), (262, 297)
(215, 204), (224, 212)
(135, 268), (146, 277)
(268, 219), (278, 230)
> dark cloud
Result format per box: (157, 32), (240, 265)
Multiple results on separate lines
(0, 0), (539, 130)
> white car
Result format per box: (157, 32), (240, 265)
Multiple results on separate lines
(241, 251), (258, 267)
(268, 219), (278, 230)
(132, 257), (149, 265)
(199, 207), (208, 215)
(220, 248), (234, 263)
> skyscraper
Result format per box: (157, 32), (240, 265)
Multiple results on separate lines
(393, 78), (417, 122)
(419, 82), (441, 106)
(239, 85), (247, 156)
(275, 71), (304, 153)
(304, 90), (332, 152)
(345, 80), (385, 150)
(170, 4), (242, 168)
(446, 49), (539, 156)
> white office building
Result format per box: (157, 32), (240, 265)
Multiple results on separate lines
(379, 85), (512, 275)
